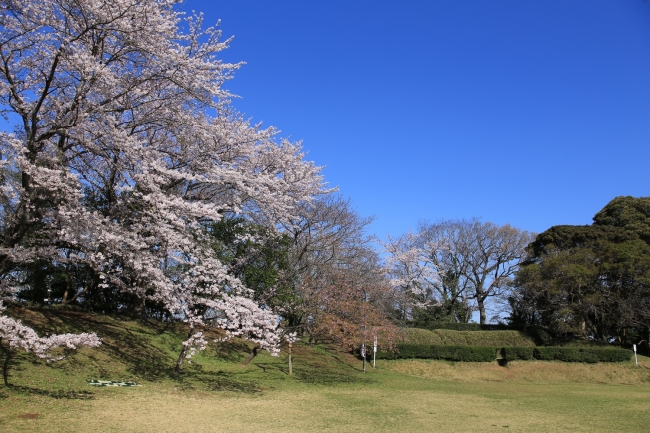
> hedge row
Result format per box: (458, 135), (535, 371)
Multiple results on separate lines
(529, 346), (631, 363)
(375, 345), (499, 362)
(410, 322), (513, 331)
(410, 323), (555, 346)
(403, 328), (536, 347)
(375, 344), (632, 363)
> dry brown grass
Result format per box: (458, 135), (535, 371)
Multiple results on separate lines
(2, 374), (650, 433)
(386, 355), (650, 385)
(2, 310), (649, 432)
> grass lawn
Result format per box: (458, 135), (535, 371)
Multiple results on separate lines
(1, 309), (649, 432)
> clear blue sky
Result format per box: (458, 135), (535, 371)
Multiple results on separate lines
(194, 1), (650, 238)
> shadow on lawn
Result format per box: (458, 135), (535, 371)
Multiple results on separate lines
(12, 308), (183, 382)
(5, 308), (376, 396)
(292, 366), (369, 385)
(5, 384), (94, 400)
(249, 343), (370, 386)
(170, 368), (262, 394)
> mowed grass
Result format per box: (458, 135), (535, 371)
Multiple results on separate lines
(402, 327), (537, 346)
(1, 308), (650, 432)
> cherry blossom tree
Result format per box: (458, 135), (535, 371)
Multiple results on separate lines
(0, 0), (327, 368)
(385, 219), (533, 324)
(382, 231), (443, 322)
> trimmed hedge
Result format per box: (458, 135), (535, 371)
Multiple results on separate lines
(402, 328), (536, 347)
(500, 346), (535, 361)
(532, 346), (631, 363)
(376, 344), (499, 362)
(378, 344), (632, 363)
(411, 322), (508, 331)
(411, 323), (555, 346)
(401, 328), (535, 347)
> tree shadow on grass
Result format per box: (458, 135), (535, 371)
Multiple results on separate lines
(195, 372), (262, 393)
(211, 339), (251, 363)
(251, 355), (370, 386)
(292, 366), (369, 385)
(171, 370), (262, 394)
(8, 308), (180, 383)
(5, 384), (94, 400)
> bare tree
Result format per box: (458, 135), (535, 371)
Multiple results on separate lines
(279, 195), (398, 344)
(416, 221), (475, 323)
(419, 219), (533, 324)
(385, 219), (534, 324)
(381, 231), (442, 322)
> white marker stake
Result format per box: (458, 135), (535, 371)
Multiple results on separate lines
(633, 344), (638, 367)
(373, 337), (377, 368)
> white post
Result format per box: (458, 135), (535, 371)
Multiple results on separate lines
(373, 337), (377, 368)
(633, 344), (638, 367)
(288, 343), (293, 375)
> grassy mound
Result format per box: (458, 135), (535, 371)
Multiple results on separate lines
(1, 306), (365, 397)
(402, 327), (536, 347)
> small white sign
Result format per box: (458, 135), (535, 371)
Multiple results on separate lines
(633, 344), (637, 352)
(373, 337), (377, 353)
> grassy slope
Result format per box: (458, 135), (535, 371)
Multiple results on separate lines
(1, 308), (650, 432)
(402, 327), (537, 346)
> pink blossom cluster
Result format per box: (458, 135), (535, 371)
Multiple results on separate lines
(382, 231), (443, 307)
(0, 302), (101, 361)
(0, 0), (328, 358)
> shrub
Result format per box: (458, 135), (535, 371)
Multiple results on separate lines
(376, 344), (498, 362)
(378, 344), (631, 364)
(533, 347), (631, 363)
(500, 346), (535, 361)
(410, 323), (555, 346)
(402, 328), (536, 347)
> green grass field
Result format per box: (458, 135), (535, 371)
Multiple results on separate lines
(1, 308), (650, 432)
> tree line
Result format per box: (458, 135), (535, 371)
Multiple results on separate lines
(384, 196), (650, 348)
(0, 1), (647, 372)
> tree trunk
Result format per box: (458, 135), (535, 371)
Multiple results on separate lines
(62, 282), (69, 305)
(478, 299), (487, 325)
(174, 344), (188, 374)
(242, 345), (262, 365)
(0, 339), (10, 387)
(131, 294), (145, 314)
(174, 327), (195, 374)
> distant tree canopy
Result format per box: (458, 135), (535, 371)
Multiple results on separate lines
(512, 196), (650, 343)
(384, 219), (533, 325)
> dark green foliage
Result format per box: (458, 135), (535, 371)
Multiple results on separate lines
(15, 259), (143, 315)
(499, 346), (535, 361)
(593, 196), (650, 244)
(499, 346), (630, 363)
(522, 326), (555, 346)
(11, 214), (296, 318)
(410, 323), (555, 346)
(207, 216), (294, 307)
(411, 300), (470, 328)
(532, 347), (631, 363)
(513, 196), (650, 342)
(378, 343), (631, 363)
(410, 321), (491, 331)
(376, 344), (498, 362)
